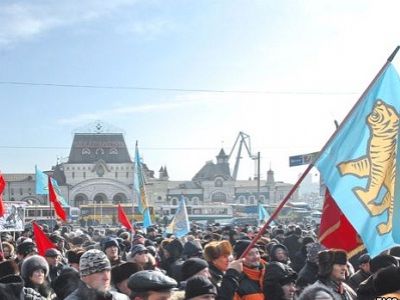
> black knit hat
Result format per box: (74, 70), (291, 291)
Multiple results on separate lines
(101, 237), (120, 252)
(21, 255), (49, 280)
(183, 240), (203, 258)
(184, 275), (217, 299)
(233, 240), (253, 258)
(181, 258), (209, 281)
(111, 262), (142, 285)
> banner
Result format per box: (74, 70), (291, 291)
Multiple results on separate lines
(0, 202), (25, 231)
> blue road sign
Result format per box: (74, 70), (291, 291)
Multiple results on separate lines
(289, 152), (319, 167)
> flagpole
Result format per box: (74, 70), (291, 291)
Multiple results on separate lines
(240, 45), (400, 258)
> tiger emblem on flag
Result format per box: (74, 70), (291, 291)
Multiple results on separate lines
(338, 100), (399, 234)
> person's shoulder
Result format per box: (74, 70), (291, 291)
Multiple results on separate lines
(110, 290), (130, 300)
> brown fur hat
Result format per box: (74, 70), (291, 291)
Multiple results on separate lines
(318, 250), (347, 278)
(204, 240), (232, 262)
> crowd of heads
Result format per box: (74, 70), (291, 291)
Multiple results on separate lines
(0, 220), (399, 299)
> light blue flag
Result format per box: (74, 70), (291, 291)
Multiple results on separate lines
(133, 142), (152, 228)
(258, 203), (275, 225)
(316, 64), (400, 257)
(166, 195), (190, 238)
(35, 166), (68, 206)
(35, 166), (48, 195)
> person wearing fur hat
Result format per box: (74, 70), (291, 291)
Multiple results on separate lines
(203, 240), (233, 288)
(2, 242), (16, 260)
(66, 248), (85, 271)
(21, 254), (54, 299)
(299, 250), (356, 300)
(16, 241), (38, 263)
(64, 249), (129, 300)
(269, 244), (290, 265)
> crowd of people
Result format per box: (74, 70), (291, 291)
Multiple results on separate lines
(0, 221), (400, 299)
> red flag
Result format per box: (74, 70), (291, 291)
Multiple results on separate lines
(118, 204), (134, 231)
(0, 174), (5, 217)
(319, 189), (364, 257)
(48, 176), (66, 222)
(32, 222), (57, 256)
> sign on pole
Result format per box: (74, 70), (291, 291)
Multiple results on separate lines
(289, 152), (319, 167)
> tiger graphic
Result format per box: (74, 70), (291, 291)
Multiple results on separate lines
(337, 100), (399, 235)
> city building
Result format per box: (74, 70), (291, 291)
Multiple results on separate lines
(2, 122), (297, 224)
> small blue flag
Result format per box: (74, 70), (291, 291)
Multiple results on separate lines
(166, 195), (190, 238)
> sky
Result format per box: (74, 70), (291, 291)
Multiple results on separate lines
(1, 0), (400, 184)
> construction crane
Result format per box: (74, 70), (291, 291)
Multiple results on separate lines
(228, 132), (258, 180)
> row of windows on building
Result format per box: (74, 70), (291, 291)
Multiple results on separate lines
(8, 187), (32, 196)
(70, 171), (131, 179)
(81, 148), (119, 155)
(65, 166), (133, 171)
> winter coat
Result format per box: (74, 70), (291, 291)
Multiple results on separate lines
(296, 261), (319, 294)
(234, 263), (265, 300)
(64, 282), (128, 300)
(161, 257), (184, 282)
(0, 282), (46, 300)
(209, 263), (225, 288)
(347, 268), (370, 291)
(305, 279), (356, 300)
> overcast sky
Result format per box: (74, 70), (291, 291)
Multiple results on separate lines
(1, 0), (400, 183)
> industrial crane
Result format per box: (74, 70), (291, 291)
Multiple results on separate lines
(228, 132), (259, 180)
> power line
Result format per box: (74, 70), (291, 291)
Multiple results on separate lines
(0, 81), (358, 95)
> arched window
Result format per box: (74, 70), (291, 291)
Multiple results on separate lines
(96, 148), (104, 155)
(74, 193), (89, 206)
(171, 197), (178, 206)
(109, 148), (118, 154)
(94, 193), (107, 204)
(113, 193), (127, 204)
(214, 178), (223, 187)
(192, 196), (199, 205)
(239, 196), (245, 204)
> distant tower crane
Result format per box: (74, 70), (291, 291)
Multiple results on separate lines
(228, 132), (259, 180)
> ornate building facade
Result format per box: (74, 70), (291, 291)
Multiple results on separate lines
(2, 122), (297, 222)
